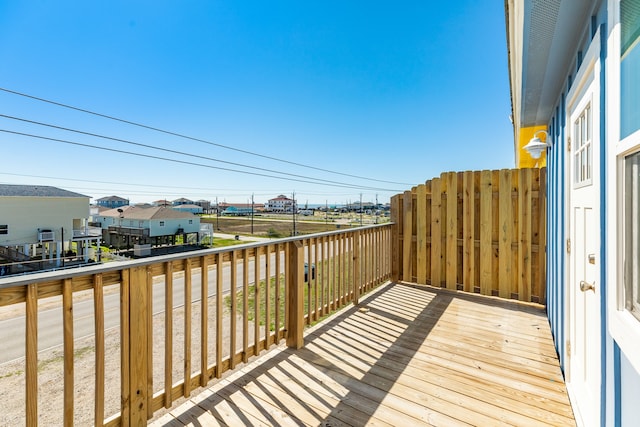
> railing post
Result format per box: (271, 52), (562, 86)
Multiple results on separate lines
(353, 230), (361, 305)
(286, 240), (304, 349)
(124, 266), (149, 426)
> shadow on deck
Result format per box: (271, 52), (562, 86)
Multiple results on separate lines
(152, 282), (575, 426)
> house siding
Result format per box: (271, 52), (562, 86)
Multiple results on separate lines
(538, 4), (640, 425)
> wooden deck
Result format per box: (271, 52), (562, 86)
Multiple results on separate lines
(151, 282), (575, 426)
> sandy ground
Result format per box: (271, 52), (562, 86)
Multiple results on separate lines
(0, 297), (262, 426)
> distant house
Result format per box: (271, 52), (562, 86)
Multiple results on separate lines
(172, 204), (203, 214)
(152, 199), (171, 207)
(0, 184), (101, 275)
(96, 195), (129, 209)
(217, 202), (264, 213)
(222, 206), (254, 216)
(265, 195), (295, 213)
(172, 197), (193, 206)
(194, 199), (211, 212)
(94, 205), (200, 249)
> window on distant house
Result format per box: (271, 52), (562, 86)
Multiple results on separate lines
(189, 220), (193, 224)
(621, 0), (640, 138)
(160, 221), (165, 226)
(625, 152), (640, 321)
(0, 225), (7, 235)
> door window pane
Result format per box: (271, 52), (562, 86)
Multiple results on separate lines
(624, 151), (640, 321)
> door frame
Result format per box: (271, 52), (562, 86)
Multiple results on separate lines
(563, 28), (603, 427)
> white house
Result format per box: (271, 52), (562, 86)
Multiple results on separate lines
(94, 205), (200, 249)
(0, 184), (100, 275)
(506, 1), (640, 425)
(265, 195), (296, 213)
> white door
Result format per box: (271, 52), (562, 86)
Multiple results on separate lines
(566, 68), (601, 426)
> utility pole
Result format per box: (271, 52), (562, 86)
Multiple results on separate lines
(215, 196), (219, 230)
(251, 193), (254, 235)
(292, 191), (296, 236)
(375, 193), (379, 224)
(359, 193), (363, 226)
(325, 199), (328, 226)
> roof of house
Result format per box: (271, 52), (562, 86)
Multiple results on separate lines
(173, 204), (203, 209)
(173, 198), (193, 203)
(99, 206), (196, 220)
(0, 184), (88, 198)
(96, 195), (128, 202)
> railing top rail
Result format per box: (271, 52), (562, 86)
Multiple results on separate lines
(0, 223), (392, 290)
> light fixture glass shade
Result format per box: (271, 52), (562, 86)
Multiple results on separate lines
(523, 131), (550, 159)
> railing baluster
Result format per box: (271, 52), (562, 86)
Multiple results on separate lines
(265, 244), (272, 346)
(146, 268), (153, 418)
(230, 250), (238, 370)
(286, 240), (304, 349)
(254, 247), (261, 355)
(274, 244), (281, 342)
(120, 269), (130, 427)
(163, 262), (173, 409)
(306, 239), (312, 325)
(201, 256), (209, 386)
(242, 249), (249, 363)
(63, 278), (74, 426)
(313, 238), (319, 322)
(26, 283), (38, 427)
(216, 253), (223, 378)
(94, 274), (105, 427)
(183, 259), (192, 397)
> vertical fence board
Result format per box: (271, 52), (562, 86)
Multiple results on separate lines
(402, 191), (413, 282)
(417, 184), (428, 284)
(499, 170), (513, 298)
(519, 169), (532, 301)
(431, 178), (442, 287)
(539, 168), (547, 304)
(479, 171), (493, 295)
(446, 172), (458, 290)
(463, 171), (475, 292)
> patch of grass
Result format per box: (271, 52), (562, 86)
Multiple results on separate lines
(224, 256), (360, 332)
(37, 345), (95, 372)
(0, 369), (23, 379)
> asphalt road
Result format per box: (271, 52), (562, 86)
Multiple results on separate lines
(0, 254), (279, 365)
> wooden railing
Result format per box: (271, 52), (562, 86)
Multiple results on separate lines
(0, 224), (391, 426)
(390, 168), (546, 303)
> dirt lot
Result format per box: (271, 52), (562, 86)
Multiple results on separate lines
(203, 215), (352, 237)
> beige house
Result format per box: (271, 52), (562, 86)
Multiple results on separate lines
(0, 184), (100, 275)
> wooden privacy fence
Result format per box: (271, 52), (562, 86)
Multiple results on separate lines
(391, 168), (546, 304)
(0, 224), (391, 427)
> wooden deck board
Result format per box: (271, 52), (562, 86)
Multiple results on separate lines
(151, 282), (575, 427)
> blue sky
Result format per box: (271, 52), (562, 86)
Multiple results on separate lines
(0, 1), (514, 205)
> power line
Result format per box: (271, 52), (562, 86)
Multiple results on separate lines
(0, 172), (382, 198)
(1, 114), (392, 189)
(0, 129), (401, 192)
(0, 87), (413, 186)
